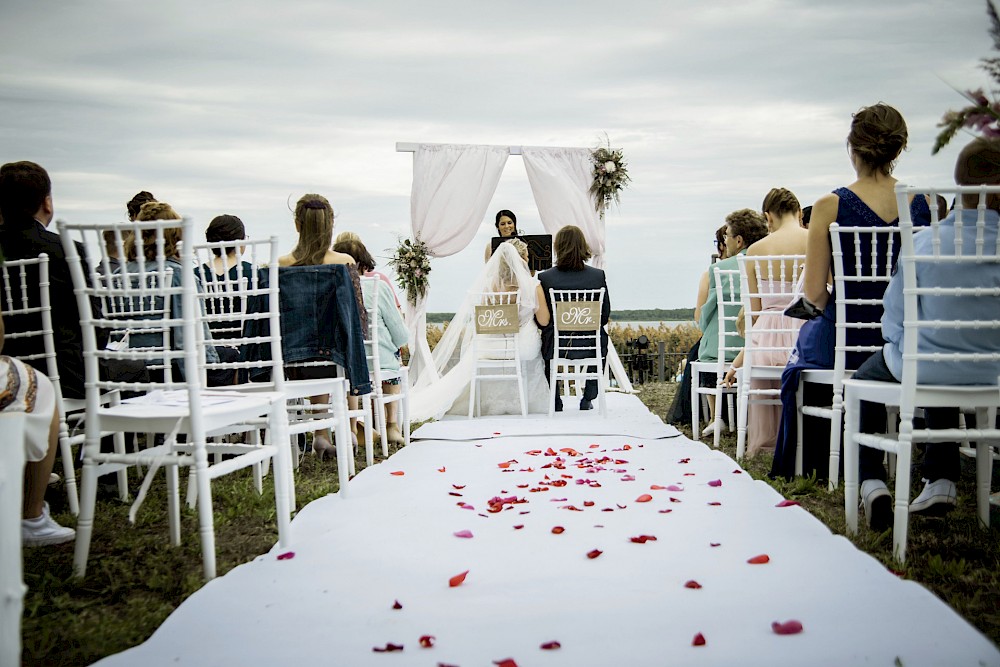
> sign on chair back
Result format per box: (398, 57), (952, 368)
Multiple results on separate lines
(549, 288), (607, 417)
(58, 217), (293, 580)
(470, 291), (525, 418)
(843, 184), (1000, 564)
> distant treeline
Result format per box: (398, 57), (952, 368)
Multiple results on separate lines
(426, 308), (694, 324)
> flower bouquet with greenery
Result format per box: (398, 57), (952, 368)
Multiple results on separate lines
(933, 1), (1000, 154)
(589, 138), (631, 217)
(388, 237), (432, 305)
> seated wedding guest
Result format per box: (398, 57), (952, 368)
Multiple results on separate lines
(126, 201), (232, 384)
(101, 191), (156, 274)
(336, 230), (401, 309)
(696, 209), (768, 436)
(0, 161), (97, 400)
(278, 194), (370, 456)
(200, 214), (254, 341)
(534, 225), (609, 412)
(856, 137), (1000, 529)
(484, 209), (519, 262)
(770, 103), (931, 480)
(722, 188), (809, 456)
(667, 224), (728, 425)
(1, 310), (76, 546)
(801, 205), (812, 229)
(333, 238), (408, 445)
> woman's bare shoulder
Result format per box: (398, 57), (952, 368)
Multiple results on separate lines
(325, 250), (356, 265)
(277, 253), (295, 267)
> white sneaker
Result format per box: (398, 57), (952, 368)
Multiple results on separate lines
(909, 478), (957, 515)
(701, 420), (721, 437)
(861, 479), (892, 531)
(991, 491), (1000, 508)
(22, 502), (75, 547)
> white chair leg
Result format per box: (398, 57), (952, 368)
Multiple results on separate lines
(691, 370), (700, 436)
(270, 402), (293, 544)
(843, 389), (860, 536)
(886, 408), (898, 480)
(72, 460), (99, 578)
(58, 424), (80, 516)
(828, 392), (844, 491)
(736, 377), (749, 460)
(713, 384), (723, 449)
(892, 419), (914, 565)
(795, 381), (805, 477)
(165, 463), (181, 547)
(113, 430), (129, 502)
(334, 395), (352, 499)
(975, 407), (991, 529)
(193, 444), (217, 580)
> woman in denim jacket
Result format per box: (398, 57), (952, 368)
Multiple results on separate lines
(278, 194), (368, 459)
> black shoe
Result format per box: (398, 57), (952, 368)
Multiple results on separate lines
(861, 480), (892, 532)
(579, 398), (593, 411)
(554, 398), (564, 412)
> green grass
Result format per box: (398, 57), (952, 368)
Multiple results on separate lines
(637, 381), (1000, 647)
(21, 390), (1000, 664)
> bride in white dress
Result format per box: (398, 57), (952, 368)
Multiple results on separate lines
(409, 240), (550, 420)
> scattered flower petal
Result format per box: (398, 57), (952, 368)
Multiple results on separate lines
(650, 484), (668, 490)
(392, 600), (403, 610)
(583, 501), (595, 507)
(494, 660), (518, 667)
(658, 509), (673, 514)
(708, 479), (722, 487)
(692, 632), (706, 646)
(747, 554), (770, 564)
(678, 458), (690, 464)
(587, 549), (603, 559)
(438, 467), (446, 473)
(551, 526), (565, 534)
(453, 530), (474, 539)
(684, 580), (702, 589)
(276, 551), (295, 561)
(771, 620), (803, 635)
(449, 570), (469, 587)
(620, 474), (636, 481)
(419, 635), (436, 648)
(710, 542), (721, 547)
(629, 535), (658, 544)
(373, 643), (404, 653)
(775, 499), (801, 507)
(636, 494), (653, 503)
(666, 485), (683, 492)
(448, 492), (463, 497)
(540, 641), (562, 650)
(513, 524), (524, 530)
(391, 471), (405, 476)
(452, 484), (466, 489)
(707, 502), (722, 506)
(733, 469), (743, 474)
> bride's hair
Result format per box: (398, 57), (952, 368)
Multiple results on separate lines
(291, 193), (334, 266)
(492, 241), (526, 292)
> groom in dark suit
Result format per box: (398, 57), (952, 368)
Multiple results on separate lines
(535, 225), (611, 411)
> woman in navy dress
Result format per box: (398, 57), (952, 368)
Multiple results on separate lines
(770, 104), (931, 479)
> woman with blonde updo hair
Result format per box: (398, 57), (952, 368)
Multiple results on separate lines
(771, 104), (932, 479)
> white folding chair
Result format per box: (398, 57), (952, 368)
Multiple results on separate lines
(59, 217), (293, 580)
(361, 277), (409, 461)
(0, 412), (26, 667)
(844, 184), (1000, 563)
(278, 264), (372, 483)
(467, 290), (526, 418)
(548, 288), (608, 417)
(797, 223), (902, 488)
(735, 254), (806, 459)
(690, 268), (742, 448)
(0, 254), (130, 514)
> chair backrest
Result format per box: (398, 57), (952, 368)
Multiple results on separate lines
(360, 276), (383, 377)
(895, 184), (1000, 393)
(830, 223), (905, 373)
(736, 253), (806, 369)
(0, 254), (58, 377)
(192, 238), (283, 389)
(712, 267), (743, 374)
(471, 290), (521, 363)
(549, 288), (605, 362)
(57, 217), (203, 397)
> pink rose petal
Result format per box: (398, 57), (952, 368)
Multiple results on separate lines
(453, 530), (474, 538)
(708, 479), (722, 487)
(276, 551), (295, 561)
(772, 620), (803, 635)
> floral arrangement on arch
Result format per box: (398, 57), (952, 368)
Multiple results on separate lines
(388, 237), (432, 305)
(933, 1), (1000, 154)
(589, 137), (631, 217)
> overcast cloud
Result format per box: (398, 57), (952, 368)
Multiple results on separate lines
(0, 0), (992, 311)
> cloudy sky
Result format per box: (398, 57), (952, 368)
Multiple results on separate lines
(0, 0), (992, 312)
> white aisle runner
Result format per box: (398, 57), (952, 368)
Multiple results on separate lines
(95, 395), (999, 666)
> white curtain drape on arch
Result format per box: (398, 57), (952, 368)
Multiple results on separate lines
(405, 144), (510, 386)
(521, 147), (606, 269)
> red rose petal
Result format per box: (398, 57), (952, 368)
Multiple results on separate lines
(684, 579), (702, 589)
(551, 526), (565, 534)
(678, 458), (690, 464)
(419, 635), (436, 648)
(692, 632), (706, 646)
(587, 549), (603, 559)
(775, 499), (801, 507)
(733, 469), (743, 474)
(392, 600), (403, 609)
(373, 643), (404, 652)
(494, 660), (519, 667)
(276, 551), (295, 560)
(636, 494), (653, 503)
(650, 484), (668, 490)
(771, 620), (803, 635)
(449, 570), (469, 587)
(666, 485), (684, 491)
(747, 554), (770, 564)
(616, 503), (627, 509)
(453, 530), (474, 538)
(629, 535), (658, 543)
(448, 492), (463, 497)
(708, 479), (721, 487)
(583, 500), (595, 507)
(540, 640), (562, 649)
(710, 542), (721, 547)
(438, 467), (446, 472)
(658, 509), (673, 514)
(513, 524), (524, 529)
(707, 501), (722, 506)
(452, 484), (466, 489)
(390, 471), (405, 476)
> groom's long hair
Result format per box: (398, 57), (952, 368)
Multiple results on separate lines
(554, 225), (591, 271)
